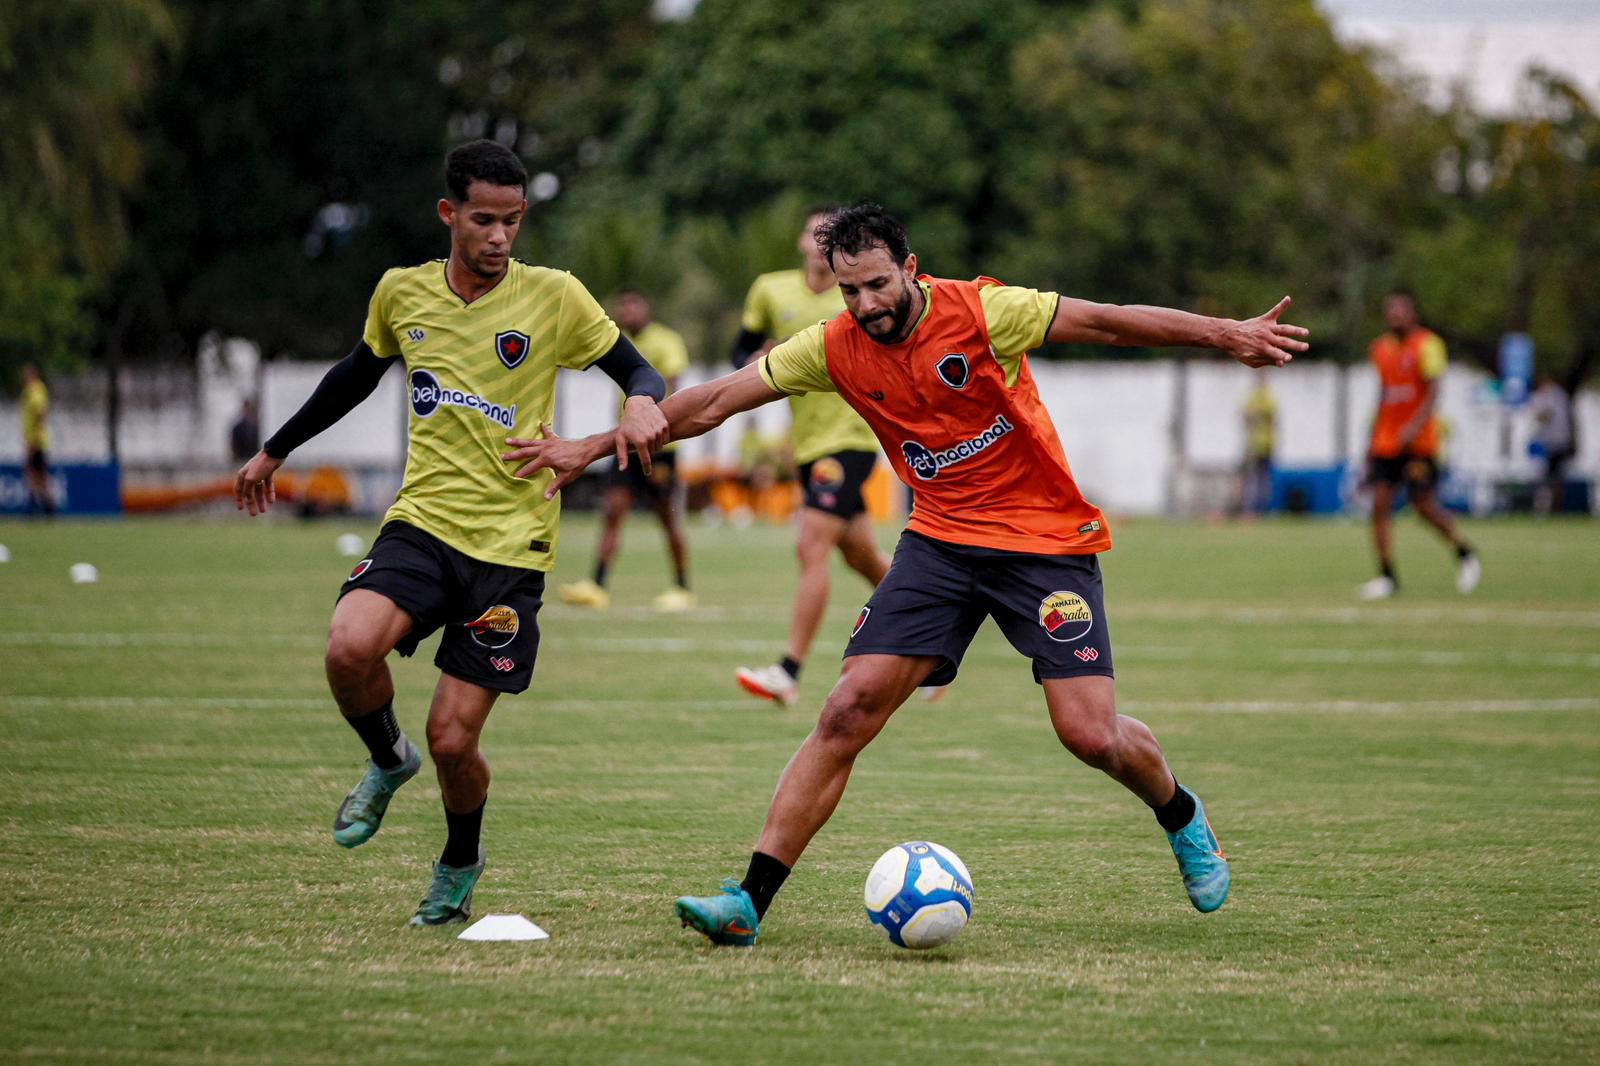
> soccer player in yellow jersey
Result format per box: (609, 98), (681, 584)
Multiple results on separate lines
(560, 290), (696, 613)
(233, 140), (669, 927)
(730, 207), (894, 708)
(19, 363), (55, 517)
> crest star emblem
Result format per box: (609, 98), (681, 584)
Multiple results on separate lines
(495, 330), (531, 370)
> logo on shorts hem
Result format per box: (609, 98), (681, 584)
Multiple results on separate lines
(347, 558), (374, 581)
(1039, 590), (1093, 643)
(489, 655), (516, 673)
(852, 606), (871, 638)
(466, 605), (519, 649)
(1073, 646), (1100, 662)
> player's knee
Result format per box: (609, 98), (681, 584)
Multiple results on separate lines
(1054, 710), (1118, 765)
(816, 684), (887, 749)
(324, 632), (383, 688)
(425, 721), (479, 764)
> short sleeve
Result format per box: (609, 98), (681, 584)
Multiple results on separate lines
(1419, 334), (1447, 380)
(740, 277), (770, 335)
(978, 284), (1058, 387)
(362, 270), (403, 358)
(556, 272), (622, 371)
(757, 323), (834, 395)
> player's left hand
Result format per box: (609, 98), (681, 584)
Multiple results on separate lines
(503, 424), (599, 501)
(1219, 296), (1309, 368)
(233, 450), (283, 517)
(617, 395), (670, 474)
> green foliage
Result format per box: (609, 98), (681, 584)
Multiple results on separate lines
(0, 0), (176, 379)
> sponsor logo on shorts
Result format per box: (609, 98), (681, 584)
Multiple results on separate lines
(901, 414), (1013, 481)
(852, 606), (871, 638)
(495, 330), (530, 370)
(935, 352), (970, 389)
(1039, 590), (1093, 643)
(346, 558), (373, 581)
(409, 368), (517, 430)
(809, 457), (846, 492)
(466, 604), (519, 649)
(1073, 646), (1100, 663)
(489, 655), (516, 673)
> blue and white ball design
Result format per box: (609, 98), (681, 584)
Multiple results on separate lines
(864, 841), (974, 949)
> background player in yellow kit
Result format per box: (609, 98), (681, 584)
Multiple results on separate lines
(560, 290), (695, 613)
(730, 207), (893, 707)
(233, 140), (668, 926)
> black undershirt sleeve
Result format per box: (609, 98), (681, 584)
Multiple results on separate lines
(730, 328), (767, 369)
(262, 341), (394, 459)
(592, 334), (666, 403)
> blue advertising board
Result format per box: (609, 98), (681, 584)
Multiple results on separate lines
(0, 462), (122, 515)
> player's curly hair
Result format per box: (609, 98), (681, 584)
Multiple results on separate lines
(814, 202), (910, 268)
(445, 139), (528, 202)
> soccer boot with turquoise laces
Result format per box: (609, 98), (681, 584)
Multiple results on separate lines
(410, 848), (486, 927)
(331, 739), (422, 848)
(1165, 786), (1230, 913)
(674, 878), (760, 946)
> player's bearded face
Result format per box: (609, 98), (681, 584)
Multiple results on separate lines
(836, 246), (921, 345)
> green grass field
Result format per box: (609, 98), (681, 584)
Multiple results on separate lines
(2, 513), (1597, 1064)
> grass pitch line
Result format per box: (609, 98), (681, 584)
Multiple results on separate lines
(1122, 697), (1600, 714)
(1121, 604), (1600, 629)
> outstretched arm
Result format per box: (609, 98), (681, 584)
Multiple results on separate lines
(1047, 295), (1309, 368)
(235, 341), (393, 516)
(503, 362), (783, 500)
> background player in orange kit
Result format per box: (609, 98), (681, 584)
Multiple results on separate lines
(502, 203), (1308, 944)
(1358, 289), (1479, 601)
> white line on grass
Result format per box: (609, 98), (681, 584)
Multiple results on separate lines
(1119, 604), (1600, 629)
(1120, 697), (1600, 714)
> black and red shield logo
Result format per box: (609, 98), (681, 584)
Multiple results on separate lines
(346, 558), (374, 582)
(851, 606), (871, 638)
(936, 353), (970, 389)
(495, 330), (530, 370)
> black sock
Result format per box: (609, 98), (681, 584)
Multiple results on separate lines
(674, 565), (689, 591)
(740, 850), (791, 920)
(440, 800), (485, 868)
(1152, 782), (1197, 833)
(779, 656), (802, 682)
(345, 699), (405, 769)
(1380, 561), (1397, 582)
(1456, 543), (1473, 560)
(593, 560), (609, 587)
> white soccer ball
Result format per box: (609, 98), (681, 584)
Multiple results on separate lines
(864, 841), (974, 949)
(335, 533), (365, 557)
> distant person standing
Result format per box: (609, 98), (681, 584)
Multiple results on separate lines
(230, 398), (261, 464)
(560, 290), (695, 612)
(729, 206), (894, 708)
(1358, 290), (1478, 600)
(1528, 373), (1575, 516)
(19, 363), (55, 517)
(1239, 374), (1276, 517)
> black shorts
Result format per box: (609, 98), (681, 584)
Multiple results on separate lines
(604, 450), (678, 503)
(337, 521), (545, 694)
(846, 530), (1114, 686)
(798, 450), (877, 519)
(25, 448), (46, 476)
(1368, 455), (1438, 492)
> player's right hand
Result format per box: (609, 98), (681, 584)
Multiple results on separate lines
(234, 451), (283, 517)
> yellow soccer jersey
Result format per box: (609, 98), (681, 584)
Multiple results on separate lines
(21, 380), (48, 451)
(742, 268), (877, 463)
(364, 259), (619, 570)
(618, 321), (689, 452)
(760, 281), (1058, 396)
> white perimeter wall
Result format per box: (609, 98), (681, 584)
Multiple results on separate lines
(4, 344), (1598, 516)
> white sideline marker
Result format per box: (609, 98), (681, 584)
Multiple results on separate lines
(458, 914), (549, 942)
(0, 544), (10, 562)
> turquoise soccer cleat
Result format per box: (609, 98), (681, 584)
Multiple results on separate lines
(410, 848), (486, 927)
(331, 740), (421, 848)
(675, 878), (760, 946)
(1166, 786), (1230, 913)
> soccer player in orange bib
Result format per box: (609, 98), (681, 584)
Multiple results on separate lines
(1358, 289), (1479, 600)
(504, 203), (1308, 943)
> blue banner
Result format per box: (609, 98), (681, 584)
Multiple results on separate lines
(1498, 332), (1533, 406)
(0, 462), (122, 515)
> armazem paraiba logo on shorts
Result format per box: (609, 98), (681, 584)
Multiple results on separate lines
(1038, 591), (1093, 642)
(409, 368), (517, 430)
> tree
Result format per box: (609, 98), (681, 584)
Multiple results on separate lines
(0, 0), (176, 382)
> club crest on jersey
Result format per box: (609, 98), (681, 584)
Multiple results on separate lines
(495, 330), (530, 370)
(900, 414), (1013, 481)
(466, 605), (519, 649)
(410, 368), (517, 430)
(1039, 591), (1093, 643)
(936, 353), (970, 389)
(852, 606), (871, 638)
